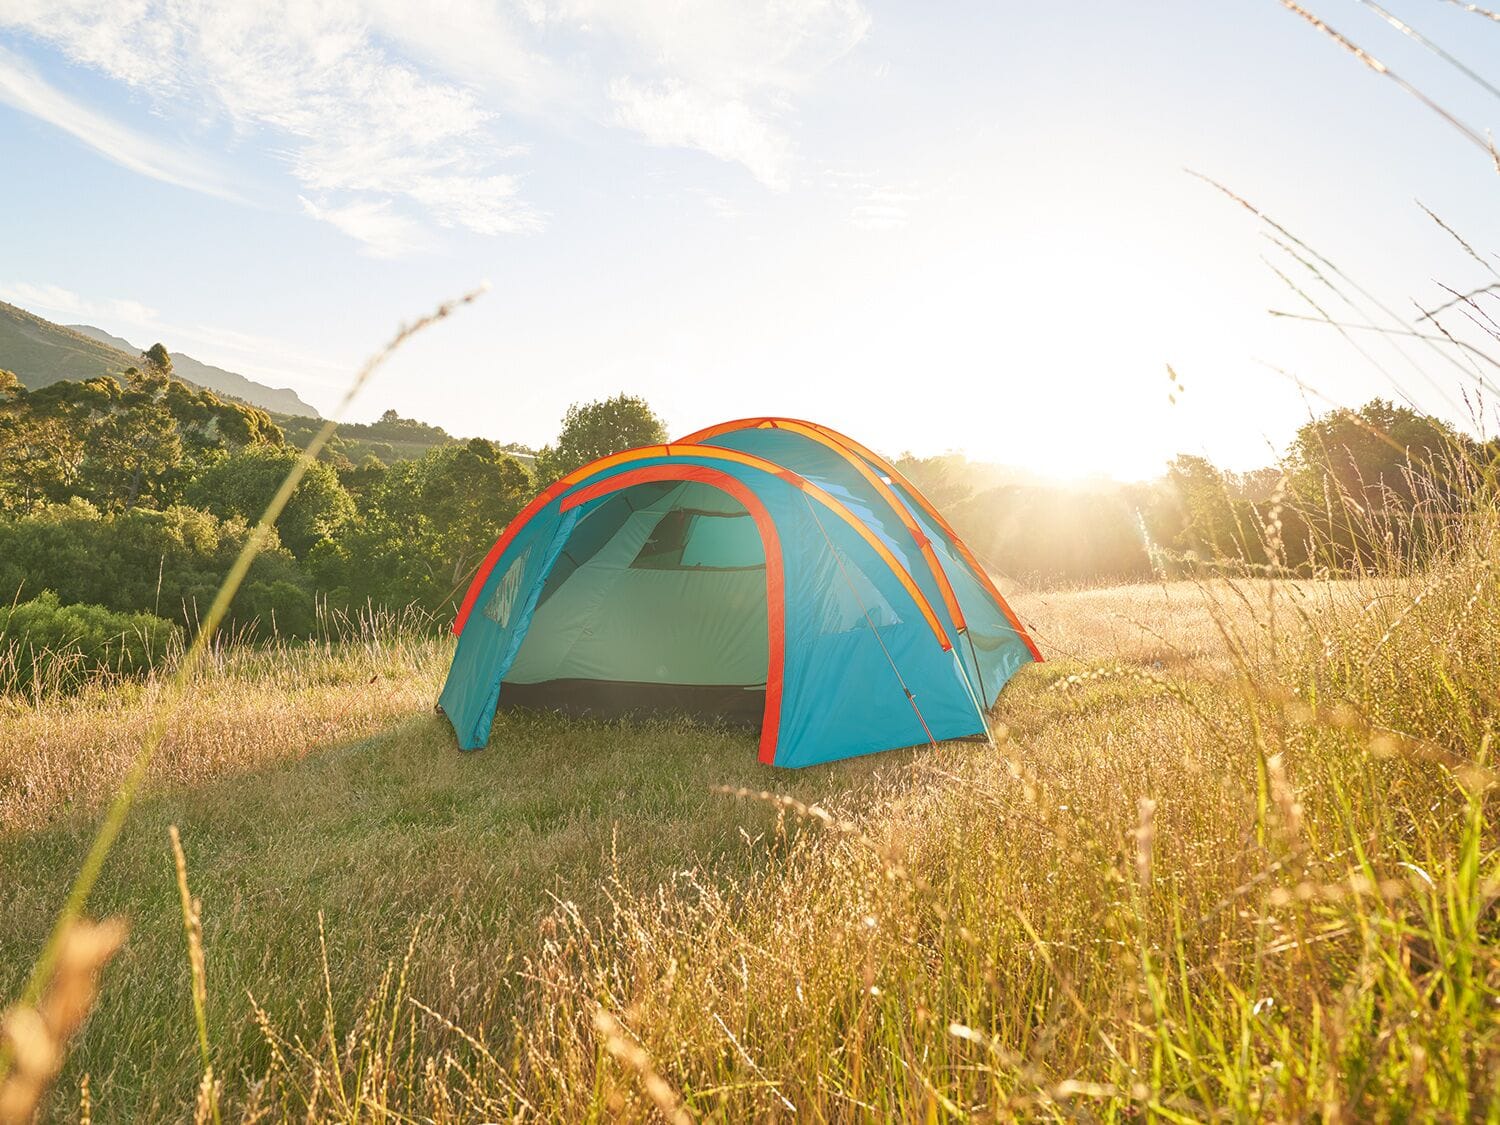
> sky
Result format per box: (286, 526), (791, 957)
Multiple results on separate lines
(1, 0), (1497, 482)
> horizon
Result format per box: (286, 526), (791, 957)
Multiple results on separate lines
(2, 1), (1497, 482)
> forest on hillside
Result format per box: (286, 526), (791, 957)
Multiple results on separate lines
(0, 347), (665, 689)
(1, 344), (1490, 690)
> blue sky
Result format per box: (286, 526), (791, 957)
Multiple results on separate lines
(1, 0), (1496, 479)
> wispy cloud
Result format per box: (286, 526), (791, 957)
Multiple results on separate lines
(0, 280), (160, 327)
(0, 1), (871, 250)
(0, 45), (242, 202)
(0, 1), (541, 253)
(611, 78), (792, 190)
(591, 0), (870, 189)
(850, 188), (913, 231)
(297, 197), (428, 259)
(820, 168), (919, 232)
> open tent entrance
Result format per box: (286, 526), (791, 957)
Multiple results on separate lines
(498, 479), (771, 727)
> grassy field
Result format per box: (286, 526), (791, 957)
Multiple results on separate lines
(2, 569), (1497, 1121)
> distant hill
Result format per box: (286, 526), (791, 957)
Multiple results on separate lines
(1, 299), (537, 468)
(68, 323), (317, 417)
(0, 301), (141, 386)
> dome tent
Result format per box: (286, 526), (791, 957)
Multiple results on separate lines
(440, 418), (1042, 768)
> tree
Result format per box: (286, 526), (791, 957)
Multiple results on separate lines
(0, 406), (84, 514)
(322, 440), (533, 611)
(1287, 399), (1469, 509)
(1165, 455), (1243, 560)
(534, 394), (665, 485)
(89, 391), (183, 510)
(185, 445), (356, 557)
(142, 343), (173, 378)
(7, 371), (283, 512)
(1281, 400), (1472, 571)
(0, 501), (312, 636)
(892, 453), (975, 511)
(0, 591), (181, 692)
(414, 439), (536, 589)
(340, 454), (389, 500)
(944, 483), (1150, 583)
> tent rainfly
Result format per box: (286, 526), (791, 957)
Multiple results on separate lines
(439, 418), (1042, 767)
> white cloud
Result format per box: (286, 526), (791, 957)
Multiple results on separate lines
(820, 169), (918, 232)
(537, 0), (869, 93)
(0, 0), (871, 246)
(0, 0), (541, 253)
(588, 0), (870, 187)
(850, 188), (912, 231)
(298, 196), (428, 258)
(406, 174), (543, 236)
(0, 45), (241, 202)
(611, 78), (791, 190)
(0, 280), (160, 327)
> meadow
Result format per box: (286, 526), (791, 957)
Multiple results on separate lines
(3, 1), (1497, 1119)
(3, 555), (1496, 1120)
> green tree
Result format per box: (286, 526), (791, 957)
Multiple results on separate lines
(323, 440), (533, 611)
(1286, 399), (1468, 509)
(185, 445), (356, 557)
(0, 591), (181, 694)
(142, 342), (173, 378)
(12, 371), (283, 511)
(339, 454), (389, 500)
(534, 394), (665, 485)
(892, 452), (976, 511)
(1165, 455), (1244, 560)
(1284, 400), (1472, 570)
(0, 501), (312, 636)
(0, 414), (82, 514)
(91, 389), (184, 510)
(0, 374), (86, 513)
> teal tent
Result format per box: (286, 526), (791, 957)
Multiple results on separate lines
(440, 418), (1041, 767)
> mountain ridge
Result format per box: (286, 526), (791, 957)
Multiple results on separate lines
(0, 300), (143, 387)
(0, 300), (319, 418)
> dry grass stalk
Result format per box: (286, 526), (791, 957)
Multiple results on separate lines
(1276, 0), (1493, 153)
(592, 1007), (694, 1125)
(0, 919), (126, 1124)
(1266, 752), (1306, 845)
(1438, 0), (1500, 20)
(170, 825), (218, 1125)
(1134, 797), (1157, 887)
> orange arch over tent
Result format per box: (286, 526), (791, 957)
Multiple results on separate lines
(677, 417), (971, 631)
(560, 463), (787, 764)
(674, 416), (1042, 664)
(452, 442), (954, 652)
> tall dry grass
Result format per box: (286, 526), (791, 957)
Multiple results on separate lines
(244, 583), (1495, 1121)
(5, 545), (1491, 1119)
(0, 606), (449, 837)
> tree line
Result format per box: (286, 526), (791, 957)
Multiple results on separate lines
(897, 399), (1492, 586)
(1, 344), (1489, 688)
(0, 346), (664, 685)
